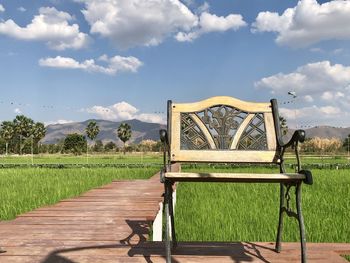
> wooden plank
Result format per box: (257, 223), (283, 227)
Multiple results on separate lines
(264, 112), (277, 151)
(171, 149), (277, 163)
(172, 96), (272, 113)
(165, 172), (305, 182)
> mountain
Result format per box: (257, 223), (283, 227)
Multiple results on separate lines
(43, 120), (350, 146)
(42, 119), (166, 145)
(304, 126), (350, 140)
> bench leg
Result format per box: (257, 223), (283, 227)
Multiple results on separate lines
(168, 183), (177, 248)
(296, 183), (307, 263)
(164, 181), (175, 263)
(275, 183), (285, 253)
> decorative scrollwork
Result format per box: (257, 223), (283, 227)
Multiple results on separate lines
(180, 114), (210, 150)
(198, 106), (247, 149)
(237, 113), (268, 150)
(180, 105), (268, 151)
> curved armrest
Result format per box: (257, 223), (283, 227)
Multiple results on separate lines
(280, 130), (305, 149)
(159, 129), (169, 147)
(159, 129), (170, 175)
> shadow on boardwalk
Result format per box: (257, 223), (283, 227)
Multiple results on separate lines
(41, 219), (271, 263)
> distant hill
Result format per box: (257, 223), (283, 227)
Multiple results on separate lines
(42, 119), (166, 145)
(43, 120), (350, 145)
(303, 126), (350, 140)
(283, 125), (350, 141)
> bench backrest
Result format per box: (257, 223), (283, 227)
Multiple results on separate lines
(168, 96), (280, 163)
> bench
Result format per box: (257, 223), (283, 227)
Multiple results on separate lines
(159, 96), (313, 263)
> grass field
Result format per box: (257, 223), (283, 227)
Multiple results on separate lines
(343, 255), (350, 261)
(175, 166), (350, 243)
(0, 153), (349, 166)
(0, 167), (157, 220)
(0, 153), (162, 165)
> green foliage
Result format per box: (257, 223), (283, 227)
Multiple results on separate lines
(175, 167), (350, 243)
(104, 141), (116, 151)
(86, 121), (100, 141)
(343, 134), (350, 151)
(0, 167), (156, 220)
(117, 123), (132, 154)
(63, 133), (87, 155)
(93, 140), (104, 152)
(0, 115), (46, 155)
(279, 115), (288, 136)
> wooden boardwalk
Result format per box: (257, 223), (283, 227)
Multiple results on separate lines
(0, 173), (349, 262)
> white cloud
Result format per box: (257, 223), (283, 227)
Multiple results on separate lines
(39, 55), (142, 75)
(0, 4), (5, 12)
(256, 60), (350, 127)
(255, 61), (350, 96)
(17, 7), (26, 12)
(252, 0), (350, 48)
(77, 0), (245, 49)
(0, 7), (90, 50)
(14, 108), (21, 114)
(84, 101), (166, 124)
(176, 12), (246, 42)
(45, 119), (75, 126)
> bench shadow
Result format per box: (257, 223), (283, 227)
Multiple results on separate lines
(40, 219), (274, 263)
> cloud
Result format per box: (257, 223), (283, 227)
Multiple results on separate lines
(17, 7), (26, 12)
(252, 0), (350, 48)
(77, 0), (245, 49)
(14, 108), (22, 114)
(83, 101), (166, 124)
(255, 61), (350, 96)
(256, 60), (350, 127)
(0, 4), (5, 12)
(39, 55), (142, 75)
(45, 119), (75, 126)
(0, 7), (90, 50)
(176, 12), (246, 42)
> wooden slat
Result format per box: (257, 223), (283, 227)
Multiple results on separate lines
(172, 96), (272, 113)
(264, 112), (277, 151)
(165, 172), (305, 182)
(171, 149), (277, 163)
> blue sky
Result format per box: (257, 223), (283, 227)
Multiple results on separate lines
(1, 0), (350, 127)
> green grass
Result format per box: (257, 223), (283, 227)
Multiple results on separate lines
(0, 167), (157, 220)
(0, 153), (162, 165)
(342, 255), (350, 261)
(175, 167), (350, 243)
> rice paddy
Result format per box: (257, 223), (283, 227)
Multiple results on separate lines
(175, 166), (350, 243)
(0, 167), (157, 220)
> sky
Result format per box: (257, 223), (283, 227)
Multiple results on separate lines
(1, 0), (350, 128)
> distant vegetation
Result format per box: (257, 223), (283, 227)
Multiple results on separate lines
(175, 167), (350, 243)
(0, 167), (157, 220)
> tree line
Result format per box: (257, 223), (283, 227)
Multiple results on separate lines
(0, 116), (154, 155)
(0, 115), (46, 155)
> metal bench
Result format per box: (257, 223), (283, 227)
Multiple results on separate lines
(159, 96), (313, 263)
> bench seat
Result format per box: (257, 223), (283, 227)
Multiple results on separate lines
(165, 172), (305, 182)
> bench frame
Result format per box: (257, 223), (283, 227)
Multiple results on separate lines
(159, 96), (312, 263)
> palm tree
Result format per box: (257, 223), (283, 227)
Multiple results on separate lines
(85, 121), (100, 162)
(13, 115), (34, 154)
(0, 121), (14, 155)
(117, 123), (132, 155)
(279, 116), (288, 136)
(32, 122), (46, 154)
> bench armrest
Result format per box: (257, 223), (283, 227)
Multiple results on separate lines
(159, 129), (170, 174)
(279, 130), (306, 172)
(280, 130), (305, 149)
(160, 129), (169, 147)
